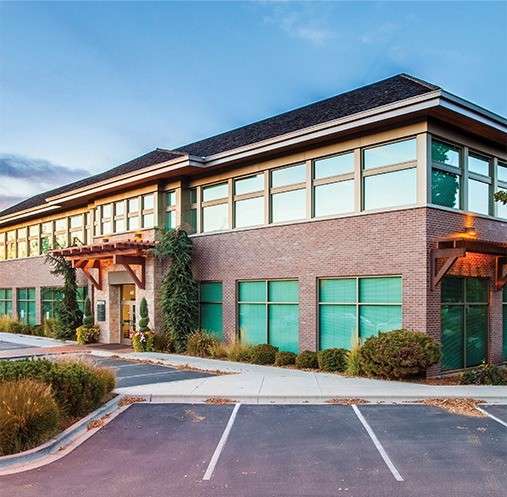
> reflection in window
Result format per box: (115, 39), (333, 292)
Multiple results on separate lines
(468, 179), (490, 215)
(235, 196), (264, 228)
(314, 153), (354, 179)
(203, 203), (228, 232)
(315, 180), (354, 217)
(498, 162), (507, 183)
(364, 139), (416, 170)
(364, 168), (416, 210)
(271, 189), (306, 223)
(432, 140), (460, 167)
(235, 174), (264, 195)
(468, 153), (490, 176)
(432, 169), (460, 209)
(203, 183), (228, 202)
(271, 164), (306, 188)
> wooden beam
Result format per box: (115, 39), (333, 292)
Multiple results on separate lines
(431, 247), (466, 290)
(495, 257), (507, 291)
(74, 258), (102, 290)
(114, 254), (145, 289)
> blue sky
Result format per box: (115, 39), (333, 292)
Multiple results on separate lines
(0, 1), (506, 209)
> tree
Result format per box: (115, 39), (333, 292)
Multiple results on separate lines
(82, 296), (94, 327)
(152, 228), (198, 352)
(45, 254), (83, 339)
(495, 191), (507, 205)
(138, 297), (150, 332)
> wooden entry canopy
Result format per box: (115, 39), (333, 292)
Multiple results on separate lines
(432, 238), (507, 291)
(52, 240), (154, 290)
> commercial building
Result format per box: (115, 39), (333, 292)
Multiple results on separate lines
(1, 74), (506, 373)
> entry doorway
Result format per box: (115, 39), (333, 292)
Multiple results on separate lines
(441, 276), (489, 370)
(120, 284), (136, 344)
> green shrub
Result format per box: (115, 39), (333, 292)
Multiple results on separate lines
(0, 358), (115, 418)
(274, 351), (297, 366)
(138, 297), (150, 332)
(250, 344), (278, 365)
(76, 325), (101, 345)
(460, 363), (506, 385)
(295, 350), (318, 369)
(0, 379), (60, 456)
(82, 297), (94, 327)
(132, 331), (155, 352)
(0, 316), (24, 333)
(43, 318), (62, 338)
(359, 329), (440, 379)
(345, 340), (362, 376)
(186, 330), (218, 357)
(317, 348), (348, 372)
(153, 333), (173, 353)
(226, 342), (254, 362)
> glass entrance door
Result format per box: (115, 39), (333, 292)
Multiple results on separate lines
(441, 277), (488, 370)
(120, 284), (136, 344)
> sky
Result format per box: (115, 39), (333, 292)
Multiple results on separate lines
(0, 1), (506, 210)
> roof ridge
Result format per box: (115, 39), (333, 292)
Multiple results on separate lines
(398, 73), (440, 91)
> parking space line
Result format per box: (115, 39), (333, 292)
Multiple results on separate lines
(477, 407), (507, 428)
(203, 403), (241, 481)
(352, 405), (404, 482)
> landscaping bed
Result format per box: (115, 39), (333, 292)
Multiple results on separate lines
(0, 357), (115, 456)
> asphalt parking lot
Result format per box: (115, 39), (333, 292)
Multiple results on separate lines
(0, 340), (30, 351)
(0, 403), (505, 497)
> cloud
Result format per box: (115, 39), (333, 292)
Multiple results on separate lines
(263, 4), (334, 46)
(0, 154), (89, 211)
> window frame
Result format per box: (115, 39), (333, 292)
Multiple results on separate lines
(201, 181), (229, 233)
(233, 173), (265, 229)
(0, 288), (13, 316)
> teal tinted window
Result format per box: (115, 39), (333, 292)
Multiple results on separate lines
(238, 280), (299, 352)
(468, 179), (490, 216)
(76, 286), (88, 314)
(363, 168), (416, 210)
(314, 153), (354, 179)
(42, 287), (64, 320)
(318, 277), (402, 349)
(441, 305), (464, 370)
(167, 191), (176, 207)
(468, 153), (490, 176)
(314, 180), (354, 217)
(319, 279), (356, 303)
(271, 189), (306, 223)
(17, 288), (36, 325)
(271, 164), (306, 188)
(441, 277), (464, 303)
(431, 169), (460, 209)
(235, 197), (264, 228)
(364, 139), (416, 170)
(432, 140), (460, 167)
(165, 210), (176, 230)
(465, 278), (488, 303)
(199, 282), (223, 339)
(235, 174), (264, 195)
(0, 288), (13, 316)
(359, 277), (402, 304)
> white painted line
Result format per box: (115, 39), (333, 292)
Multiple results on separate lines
(203, 403), (241, 481)
(352, 404), (404, 482)
(477, 407), (507, 428)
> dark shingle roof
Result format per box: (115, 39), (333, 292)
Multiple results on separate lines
(0, 74), (439, 220)
(175, 74), (439, 157)
(0, 149), (182, 218)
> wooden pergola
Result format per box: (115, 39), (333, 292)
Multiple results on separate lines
(431, 238), (507, 291)
(52, 240), (155, 290)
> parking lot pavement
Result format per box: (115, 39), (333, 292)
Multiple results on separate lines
(0, 403), (505, 497)
(482, 404), (507, 426)
(0, 340), (31, 351)
(88, 356), (213, 388)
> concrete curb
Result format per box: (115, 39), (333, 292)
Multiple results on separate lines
(0, 395), (127, 475)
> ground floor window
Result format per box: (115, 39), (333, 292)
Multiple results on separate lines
(503, 286), (507, 361)
(441, 276), (488, 371)
(318, 276), (402, 350)
(238, 279), (299, 353)
(41, 287), (64, 320)
(17, 288), (36, 325)
(199, 282), (223, 340)
(0, 288), (13, 316)
(76, 286), (88, 314)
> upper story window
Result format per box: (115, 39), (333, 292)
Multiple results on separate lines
(6, 230), (16, 259)
(271, 164), (307, 223)
(17, 228), (28, 258)
(0, 233), (5, 261)
(234, 174), (264, 228)
(114, 201), (126, 233)
(165, 191), (177, 230)
(497, 161), (507, 219)
(142, 194), (155, 229)
(41, 222), (53, 252)
(202, 182), (228, 232)
(363, 138), (417, 211)
(271, 163), (306, 188)
(127, 197), (140, 230)
(467, 151), (491, 216)
(431, 139), (461, 210)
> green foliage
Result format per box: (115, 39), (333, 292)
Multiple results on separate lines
(0, 358), (115, 418)
(152, 229), (198, 353)
(250, 344), (278, 365)
(317, 348), (348, 372)
(274, 351), (297, 366)
(132, 331), (155, 352)
(494, 191), (507, 205)
(186, 330), (219, 357)
(295, 350), (319, 369)
(82, 297), (94, 327)
(138, 297), (150, 332)
(45, 254), (83, 339)
(345, 340), (362, 376)
(226, 342), (254, 362)
(76, 325), (101, 345)
(460, 363), (506, 385)
(0, 379), (60, 456)
(359, 329), (440, 379)
(153, 333), (173, 353)
(43, 318), (63, 338)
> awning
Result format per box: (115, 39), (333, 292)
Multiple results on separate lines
(431, 238), (507, 291)
(52, 240), (155, 290)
